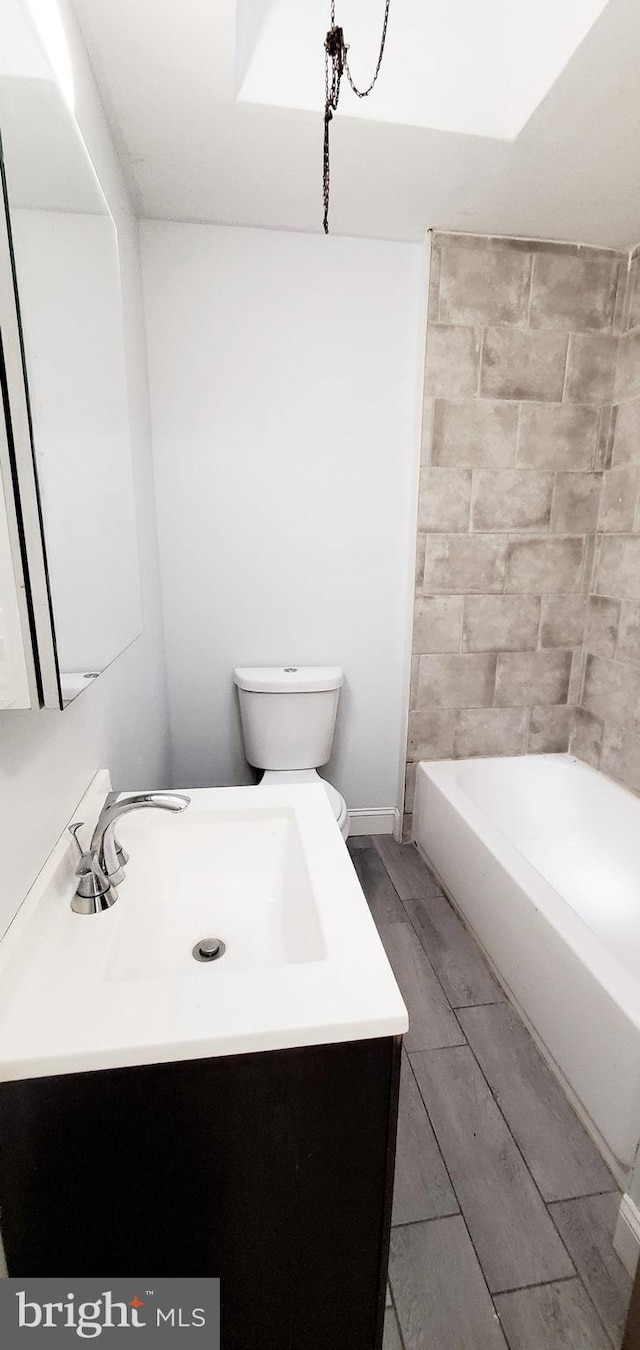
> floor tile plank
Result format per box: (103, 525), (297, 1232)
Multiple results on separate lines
(549, 1193), (631, 1346)
(406, 893), (504, 1007)
(379, 923), (465, 1052)
(459, 1004), (615, 1202)
(411, 1046), (575, 1293)
(350, 847), (406, 925)
(383, 1307), (403, 1350)
(393, 1054), (459, 1226)
(373, 836), (442, 901)
(347, 835), (374, 852)
(495, 1279), (612, 1350)
(390, 1216), (508, 1350)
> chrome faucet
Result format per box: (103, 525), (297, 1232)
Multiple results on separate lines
(69, 791), (190, 915)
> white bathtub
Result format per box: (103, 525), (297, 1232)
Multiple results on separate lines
(413, 753), (640, 1180)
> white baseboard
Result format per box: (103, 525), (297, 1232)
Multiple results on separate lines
(614, 1193), (640, 1278)
(347, 808), (399, 837)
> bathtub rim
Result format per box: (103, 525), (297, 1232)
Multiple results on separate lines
(413, 753), (640, 1035)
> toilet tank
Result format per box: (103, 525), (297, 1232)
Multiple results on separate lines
(233, 666), (343, 770)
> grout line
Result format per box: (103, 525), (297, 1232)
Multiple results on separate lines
(547, 1187), (622, 1204)
(492, 1272), (579, 1299)
(390, 1211), (460, 1231)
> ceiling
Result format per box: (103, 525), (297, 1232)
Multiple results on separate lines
(71, 0), (640, 246)
(237, 0), (609, 140)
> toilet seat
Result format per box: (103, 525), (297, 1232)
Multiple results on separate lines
(260, 769), (349, 840)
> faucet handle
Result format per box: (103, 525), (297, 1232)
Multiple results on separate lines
(69, 822), (85, 858)
(68, 821), (118, 914)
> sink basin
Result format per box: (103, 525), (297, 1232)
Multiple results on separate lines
(106, 802), (326, 981)
(0, 773), (407, 1080)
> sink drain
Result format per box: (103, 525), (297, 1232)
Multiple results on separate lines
(192, 937), (226, 963)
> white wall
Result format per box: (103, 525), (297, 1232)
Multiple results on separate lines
(141, 222), (424, 811)
(0, 0), (169, 933)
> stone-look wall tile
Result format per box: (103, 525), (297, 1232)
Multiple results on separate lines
(414, 533), (426, 592)
(594, 536), (640, 600)
(616, 601), (640, 664)
(506, 537), (585, 594)
(614, 258), (631, 335)
(438, 239), (532, 327)
(424, 325), (481, 398)
(407, 708), (455, 761)
(580, 531), (597, 595)
(611, 399), (640, 465)
(409, 656), (420, 708)
(453, 708), (528, 758)
(598, 467), (640, 532)
(402, 813), (413, 842)
(409, 230), (633, 785)
(494, 651), (572, 706)
(539, 596), (587, 648)
(527, 705), (574, 752)
(529, 252), (619, 333)
(550, 473), (602, 534)
(480, 328), (568, 402)
(615, 330), (640, 402)
(404, 763), (417, 813)
(471, 470), (553, 533)
(428, 236), (443, 321)
(582, 653), (640, 730)
(424, 535), (507, 594)
(594, 404), (615, 473)
(418, 468), (472, 532)
(463, 595), (540, 652)
(417, 653), (497, 708)
(413, 596), (463, 654)
(625, 256), (640, 332)
(564, 333), (618, 404)
(584, 595), (621, 658)
(567, 648), (585, 704)
(420, 395), (434, 464)
(600, 723), (640, 793)
(517, 404), (599, 470)
(571, 707), (604, 768)
(431, 399), (518, 467)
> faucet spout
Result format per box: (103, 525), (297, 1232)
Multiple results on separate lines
(92, 791), (191, 885)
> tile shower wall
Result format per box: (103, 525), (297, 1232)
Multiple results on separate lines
(574, 244), (640, 792)
(406, 231), (626, 828)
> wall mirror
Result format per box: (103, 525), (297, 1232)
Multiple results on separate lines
(0, 0), (141, 709)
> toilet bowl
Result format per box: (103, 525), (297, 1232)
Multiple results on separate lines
(233, 665), (349, 841)
(261, 769), (349, 840)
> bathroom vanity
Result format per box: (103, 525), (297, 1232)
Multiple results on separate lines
(0, 774), (407, 1350)
(0, 1037), (400, 1348)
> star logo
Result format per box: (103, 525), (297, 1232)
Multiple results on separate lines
(128, 1296), (146, 1309)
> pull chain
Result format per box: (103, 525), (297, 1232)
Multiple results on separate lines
(323, 0), (392, 234)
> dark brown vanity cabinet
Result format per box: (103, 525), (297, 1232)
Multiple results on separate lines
(0, 1035), (401, 1349)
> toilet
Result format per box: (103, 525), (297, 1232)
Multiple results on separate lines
(233, 666), (349, 840)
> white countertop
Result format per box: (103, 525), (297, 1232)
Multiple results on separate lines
(0, 773), (407, 1081)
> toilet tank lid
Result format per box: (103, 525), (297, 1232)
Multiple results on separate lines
(234, 666), (343, 693)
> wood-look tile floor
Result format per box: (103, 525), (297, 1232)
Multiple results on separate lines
(347, 835), (632, 1350)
